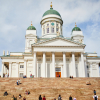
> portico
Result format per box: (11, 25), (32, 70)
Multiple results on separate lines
(33, 51), (86, 78)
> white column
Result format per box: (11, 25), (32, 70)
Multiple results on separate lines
(9, 62), (12, 77)
(43, 52), (46, 77)
(90, 63), (92, 77)
(52, 52), (55, 77)
(63, 52), (66, 77)
(84, 60), (87, 77)
(3, 65), (6, 74)
(33, 52), (36, 77)
(24, 60), (27, 76)
(1, 62), (4, 77)
(16, 62), (19, 77)
(96, 63), (99, 77)
(72, 52), (76, 77)
(5, 67), (7, 74)
(81, 53), (85, 77)
(7, 68), (8, 75)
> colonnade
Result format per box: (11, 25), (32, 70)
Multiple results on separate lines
(33, 52), (86, 77)
(1, 52), (99, 78)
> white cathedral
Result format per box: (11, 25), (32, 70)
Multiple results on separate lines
(0, 3), (100, 78)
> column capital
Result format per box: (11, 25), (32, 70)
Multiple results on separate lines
(24, 59), (27, 62)
(16, 62), (19, 64)
(71, 52), (75, 54)
(63, 52), (66, 54)
(9, 62), (12, 64)
(52, 52), (55, 54)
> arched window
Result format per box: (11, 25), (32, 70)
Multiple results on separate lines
(51, 27), (54, 33)
(47, 28), (49, 33)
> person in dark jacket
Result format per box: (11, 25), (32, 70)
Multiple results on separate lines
(69, 95), (72, 100)
(39, 95), (42, 100)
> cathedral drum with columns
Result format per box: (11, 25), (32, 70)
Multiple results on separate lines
(0, 3), (100, 78)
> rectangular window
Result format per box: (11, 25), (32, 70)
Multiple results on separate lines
(51, 27), (54, 33)
(56, 24), (58, 26)
(47, 64), (50, 77)
(19, 73), (23, 77)
(47, 24), (49, 26)
(56, 28), (59, 32)
(55, 67), (61, 72)
(20, 65), (24, 68)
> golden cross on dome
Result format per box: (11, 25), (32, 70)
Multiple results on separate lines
(31, 21), (33, 26)
(50, 2), (52, 8)
(75, 22), (77, 27)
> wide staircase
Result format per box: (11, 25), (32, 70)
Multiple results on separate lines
(0, 78), (100, 100)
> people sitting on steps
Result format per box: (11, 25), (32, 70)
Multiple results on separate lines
(16, 79), (19, 85)
(86, 81), (91, 85)
(73, 96), (76, 100)
(19, 79), (21, 84)
(69, 76), (73, 79)
(19, 94), (22, 99)
(25, 90), (28, 95)
(23, 97), (26, 100)
(3, 91), (8, 96)
(11, 95), (15, 100)
(27, 90), (30, 95)
(23, 75), (27, 78)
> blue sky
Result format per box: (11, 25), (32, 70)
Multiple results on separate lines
(0, 0), (100, 73)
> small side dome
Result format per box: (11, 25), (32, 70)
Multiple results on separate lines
(27, 22), (36, 30)
(72, 23), (81, 32)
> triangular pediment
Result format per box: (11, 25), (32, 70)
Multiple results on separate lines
(26, 34), (36, 37)
(33, 37), (85, 47)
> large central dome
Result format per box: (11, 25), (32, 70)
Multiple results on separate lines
(42, 8), (61, 17)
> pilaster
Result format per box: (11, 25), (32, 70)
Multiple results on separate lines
(1, 62), (4, 77)
(63, 52), (66, 77)
(16, 62), (19, 77)
(9, 62), (12, 77)
(43, 52), (46, 77)
(52, 52), (55, 77)
(33, 52), (36, 77)
(81, 53), (85, 77)
(72, 52), (76, 77)
(90, 62), (92, 77)
(24, 60), (27, 76)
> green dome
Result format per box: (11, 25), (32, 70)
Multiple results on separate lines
(72, 27), (81, 32)
(27, 25), (36, 30)
(43, 8), (61, 17)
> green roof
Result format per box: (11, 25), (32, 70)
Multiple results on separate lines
(27, 26), (36, 30)
(72, 27), (81, 32)
(43, 8), (61, 17)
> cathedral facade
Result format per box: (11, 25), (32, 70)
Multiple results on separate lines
(0, 4), (100, 78)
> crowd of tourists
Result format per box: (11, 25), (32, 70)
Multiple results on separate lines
(3, 90), (98, 100)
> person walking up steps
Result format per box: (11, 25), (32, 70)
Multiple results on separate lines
(93, 93), (98, 100)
